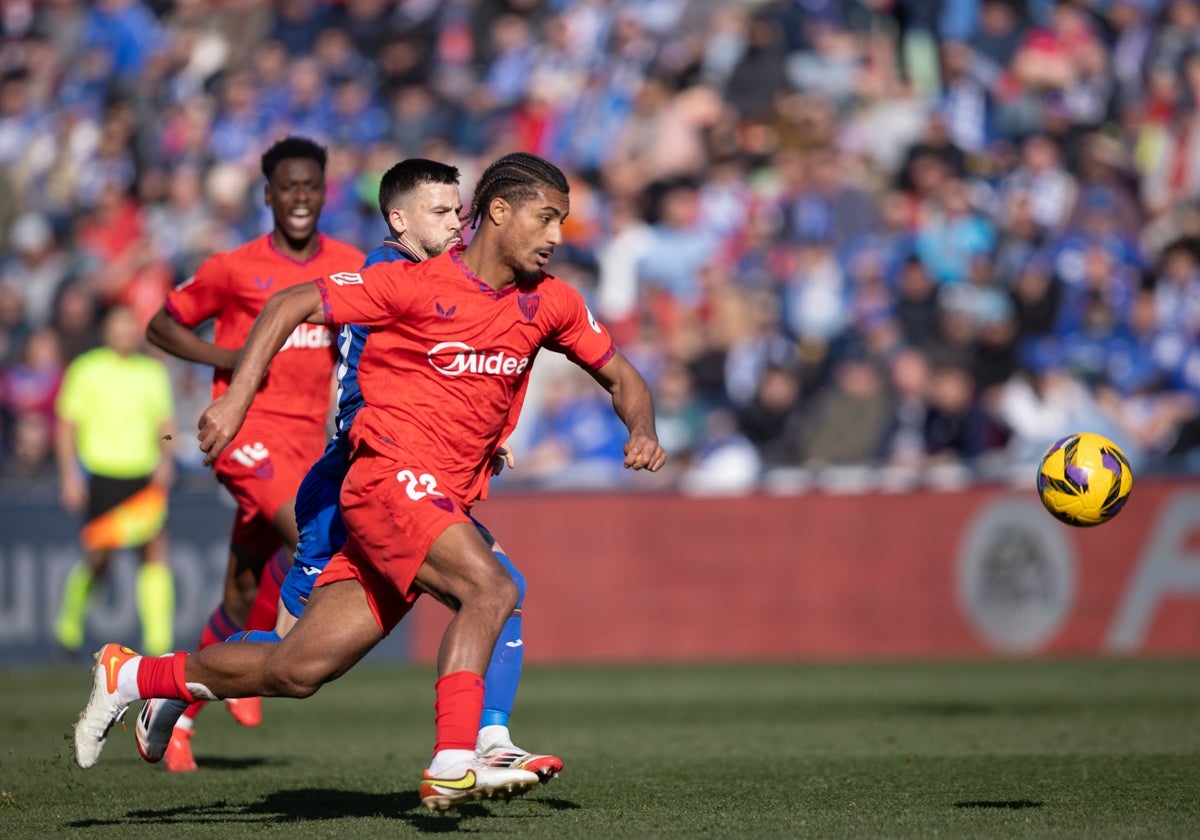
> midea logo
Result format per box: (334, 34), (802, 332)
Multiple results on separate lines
(427, 341), (530, 376)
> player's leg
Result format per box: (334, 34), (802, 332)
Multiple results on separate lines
(78, 576), (383, 770)
(236, 497), (300, 636)
(134, 530), (175, 657)
(56, 475), (151, 654)
(473, 528), (563, 782)
(54, 547), (110, 654)
(221, 468), (312, 718)
(166, 520), (278, 770)
(270, 466), (347, 640)
(411, 521), (538, 808)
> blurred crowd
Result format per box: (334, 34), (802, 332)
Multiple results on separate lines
(3, 0), (1200, 495)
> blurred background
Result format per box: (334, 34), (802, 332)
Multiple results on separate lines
(0, 0), (1198, 665)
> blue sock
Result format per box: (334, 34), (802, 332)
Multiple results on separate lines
(481, 551), (524, 729)
(227, 629), (282, 643)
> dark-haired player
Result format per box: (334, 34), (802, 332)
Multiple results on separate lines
(76, 152), (666, 810)
(139, 158), (562, 781)
(144, 137), (364, 770)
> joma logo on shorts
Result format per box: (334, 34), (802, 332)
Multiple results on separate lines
(428, 341), (530, 377)
(281, 323), (332, 351)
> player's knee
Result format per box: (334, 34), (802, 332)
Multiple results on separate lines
(496, 552), (526, 606)
(264, 657), (329, 699)
(489, 573), (520, 618)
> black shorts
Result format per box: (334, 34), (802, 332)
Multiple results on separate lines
(87, 474), (151, 522)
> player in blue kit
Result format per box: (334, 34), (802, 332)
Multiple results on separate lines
(137, 158), (563, 781)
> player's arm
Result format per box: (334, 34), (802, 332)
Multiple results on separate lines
(146, 306), (240, 370)
(587, 349), (667, 472)
(197, 282), (325, 465)
(54, 417), (86, 513)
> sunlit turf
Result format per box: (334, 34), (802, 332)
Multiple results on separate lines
(1, 659), (1198, 838)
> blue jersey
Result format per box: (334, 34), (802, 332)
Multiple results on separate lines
(310, 240), (418, 479)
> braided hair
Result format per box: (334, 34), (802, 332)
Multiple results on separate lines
(467, 152), (569, 229)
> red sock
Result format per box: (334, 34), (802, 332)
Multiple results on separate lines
(136, 652), (194, 702)
(434, 671), (485, 753)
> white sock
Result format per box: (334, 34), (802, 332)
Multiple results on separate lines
(477, 724), (512, 751)
(117, 656), (143, 704)
(427, 748), (475, 776)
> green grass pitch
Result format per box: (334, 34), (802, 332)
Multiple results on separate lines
(1, 659), (1198, 838)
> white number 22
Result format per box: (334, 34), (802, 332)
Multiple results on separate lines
(395, 469), (444, 501)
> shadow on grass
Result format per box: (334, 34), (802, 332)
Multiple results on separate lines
(954, 800), (1043, 809)
(65, 786), (580, 831)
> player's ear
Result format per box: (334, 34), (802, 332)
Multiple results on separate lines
(487, 196), (509, 226)
(263, 182), (272, 208)
(388, 206), (405, 235)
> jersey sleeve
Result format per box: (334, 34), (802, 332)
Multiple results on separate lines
(314, 260), (415, 327)
(545, 283), (616, 370)
(54, 356), (88, 424)
(164, 253), (229, 327)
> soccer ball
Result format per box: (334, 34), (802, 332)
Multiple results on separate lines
(1036, 432), (1133, 527)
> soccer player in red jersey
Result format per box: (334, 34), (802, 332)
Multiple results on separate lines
(143, 137), (365, 769)
(75, 152), (665, 810)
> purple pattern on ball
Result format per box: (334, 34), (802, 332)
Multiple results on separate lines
(1065, 461), (1090, 489)
(1101, 450), (1122, 478)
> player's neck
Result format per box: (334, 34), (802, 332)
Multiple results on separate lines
(269, 229), (320, 262)
(460, 244), (516, 292)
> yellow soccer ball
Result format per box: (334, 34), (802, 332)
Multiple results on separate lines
(1036, 432), (1133, 527)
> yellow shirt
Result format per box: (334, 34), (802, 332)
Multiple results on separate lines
(55, 347), (174, 478)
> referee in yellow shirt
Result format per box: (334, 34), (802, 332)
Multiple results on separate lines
(54, 305), (177, 657)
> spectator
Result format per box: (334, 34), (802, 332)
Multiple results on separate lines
(995, 337), (1137, 475)
(636, 177), (719, 332)
(1152, 236), (1200, 338)
(796, 342), (892, 468)
(736, 363), (804, 469)
(914, 177), (996, 286)
(0, 212), (70, 329)
(1, 326), (64, 466)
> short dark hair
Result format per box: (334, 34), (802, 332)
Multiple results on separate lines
(261, 136), (327, 180)
(377, 158), (461, 219)
(467, 152), (569, 229)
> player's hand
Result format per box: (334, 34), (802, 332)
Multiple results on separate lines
(624, 433), (667, 472)
(490, 443), (516, 476)
(197, 394), (249, 467)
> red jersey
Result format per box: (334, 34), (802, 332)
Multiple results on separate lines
(167, 233), (365, 430)
(314, 245), (616, 505)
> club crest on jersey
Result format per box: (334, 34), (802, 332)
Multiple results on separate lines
(255, 276), (274, 290)
(432, 497), (455, 513)
(330, 271), (363, 286)
(518, 293), (540, 321)
(254, 460), (274, 480)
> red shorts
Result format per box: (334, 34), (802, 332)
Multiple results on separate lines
(315, 447), (472, 634)
(214, 421), (325, 558)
